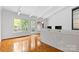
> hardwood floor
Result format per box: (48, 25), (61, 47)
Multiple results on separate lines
(31, 42), (63, 52)
(0, 33), (63, 52)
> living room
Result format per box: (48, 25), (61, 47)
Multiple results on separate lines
(0, 6), (79, 52)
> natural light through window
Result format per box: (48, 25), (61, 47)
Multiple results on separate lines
(14, 18), (29, 32)
(31, 20), (36, 32)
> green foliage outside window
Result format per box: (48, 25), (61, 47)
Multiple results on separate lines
(14, 18), (30, 31)
(14, 18), (36, 32)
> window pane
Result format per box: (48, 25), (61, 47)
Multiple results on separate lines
(31, 20), (36, 32)
(14, 18), (29, 32)
(14, 19), (22, 31)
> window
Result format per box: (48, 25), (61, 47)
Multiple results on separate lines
(31, 20), (36, 32)
(14, 18), (29, 32)
(72, 7), (79, 30)
(14, 18), (37, 32)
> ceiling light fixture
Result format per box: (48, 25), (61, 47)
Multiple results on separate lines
(17, 6), (22, 15)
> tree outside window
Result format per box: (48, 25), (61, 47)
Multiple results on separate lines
(14, 18), (29, 32)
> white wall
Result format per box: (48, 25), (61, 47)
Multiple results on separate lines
(1, 8), (46, 39)
(41, 6), (79, 51)
(0, 7), (1, 41)
(1, 9), (31, 39)
(48, 7), (74, 31)
(41, 30), (79, 52)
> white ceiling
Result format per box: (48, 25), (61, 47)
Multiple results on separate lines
(2, 6), (66, 18)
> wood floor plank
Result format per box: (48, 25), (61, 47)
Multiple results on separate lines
(0, 34), (63, 52)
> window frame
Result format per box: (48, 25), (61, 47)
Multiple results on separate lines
(72, 6), (79, 30)
(13, 18), (30, 32)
